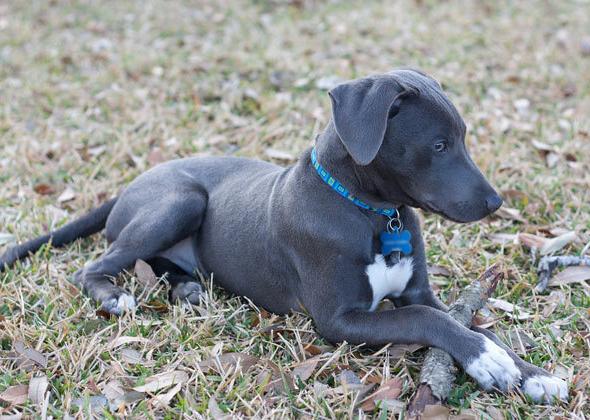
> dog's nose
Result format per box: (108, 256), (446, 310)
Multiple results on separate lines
(485, 194), (503, 213)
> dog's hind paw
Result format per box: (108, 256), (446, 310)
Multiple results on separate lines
(465, 336), (521, 391)
(101, 293), (136, 315)
(170, 281), (203, 305)
(522, 374), (568, 404)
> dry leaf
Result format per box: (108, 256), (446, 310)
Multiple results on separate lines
(120, 348), (144, 365)
(133, 370), (188, 393)
(0, 232), (16, 245)
(518, 233), (547, 249)
(208, 396), (231, 419)
(488, 298), (531, 320)
(152, 382), (182, 407)
(0, 385), (28, 405)
(361, 378), (402, 411)
(14, 341), (47, 368)
(428, 265), (452, 277)
(33, 183), (55, 195)
(422, 404), (451, 420)
(549, 266), (590, 286)
(28, 376), (48, 405)
(134, 259), (158, 288)
(488, 233), (518, 244)
(57, 187), (76, 203)
(291, 355), (321, 381)
(198, 352), (260, 373)
(486, 406), (505, 420)
(265, 148), (295, 162)
(147, 148), (165, 166)
(495, 206), (526, 223)
(540, 231), (577, 255)
(109, 336), (152, 349)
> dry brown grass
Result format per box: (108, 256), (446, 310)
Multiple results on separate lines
(1, 1), (589, 418)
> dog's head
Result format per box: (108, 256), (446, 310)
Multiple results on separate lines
(328, 69), (502, 223)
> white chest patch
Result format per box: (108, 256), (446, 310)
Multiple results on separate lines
(365, 254), (413, 311)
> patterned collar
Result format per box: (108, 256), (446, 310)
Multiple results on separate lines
(310, 148), (397, 217)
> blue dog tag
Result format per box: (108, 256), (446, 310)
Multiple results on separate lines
(380, 229), (412, 257)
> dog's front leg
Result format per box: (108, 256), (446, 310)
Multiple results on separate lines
(314, 305), (521, 392)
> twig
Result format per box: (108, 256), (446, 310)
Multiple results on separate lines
(535, 255), (590, 293)
(407, 264), (504, 417)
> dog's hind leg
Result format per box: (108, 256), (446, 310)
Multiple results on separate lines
(74, 189), (207, 314)
(146, 256), (204, 305)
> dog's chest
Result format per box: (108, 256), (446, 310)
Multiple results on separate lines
(365, 254), (413, 311)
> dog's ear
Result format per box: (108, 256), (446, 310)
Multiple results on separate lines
(329, 77), (406, 166)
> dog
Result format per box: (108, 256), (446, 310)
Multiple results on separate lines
(1, 69), (567, 403)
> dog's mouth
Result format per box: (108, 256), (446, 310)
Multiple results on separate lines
(416, 200), (475, 224)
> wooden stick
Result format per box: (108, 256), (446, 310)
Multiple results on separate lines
(407, 264), (504, 416)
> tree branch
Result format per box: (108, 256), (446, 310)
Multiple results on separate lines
(407, 264), (504, 416)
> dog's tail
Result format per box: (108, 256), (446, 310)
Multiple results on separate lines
(0, 198), (118, 272)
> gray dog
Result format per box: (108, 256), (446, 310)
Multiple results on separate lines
(1, 69), (567, 403)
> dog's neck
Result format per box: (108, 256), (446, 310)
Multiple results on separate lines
(312, 121), (412, 211)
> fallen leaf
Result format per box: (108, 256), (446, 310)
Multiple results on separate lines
(133, 370), (188, 393)
(488, 298), (531, 320)
(208, 396), (231, 419)
(197, 352), (260, 373)
(361, 378), (402, 411)
(14, 341), (47, 368)
(540, 231), (577, 255)
(152, 382), (182, 407)
(531, 139), (555, 154)
(57, 187), (76, 203)
(0, 385), (28, 405)
(28, 376), (48, 405)
(147, 148), (165, 166)
(102, 380), (145, 411)
(549, 266), (590, 286)
(389, 344), (422, 359)
(488, 233), (518, 245)
(33, 183), (55, 195)
(134, 259), (158, 288)
(486, 405), (506, 420)
(428, 265), (452, 277)
(72, 395), (108, 412)
(506, 329), (537, 354)
(518, 233), (547, 249)
(422, 404), (451, 420)
(303, 342), (326, 356)
(495, 206), (526, 223)
(291, 355), (321, 381)
(0, 232), (15, 246)
(109, 336), (152, 349)
(120, 348), (145, 365)
(265, 148), (295, 162)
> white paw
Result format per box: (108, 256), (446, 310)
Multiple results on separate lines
(465, 337), (521, 391)
(102, 294), (136, 315)
(522, 374), (568, 404)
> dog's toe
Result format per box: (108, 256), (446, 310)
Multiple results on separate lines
(465, 336), (521, 391)
(170, 281), (203, 305)
(522, 374), (568, 404)
(100, 292), (136, 315)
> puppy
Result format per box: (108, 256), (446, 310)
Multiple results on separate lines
(1, 69), (568, 403)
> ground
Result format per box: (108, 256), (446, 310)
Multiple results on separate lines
(1, 0), (589, 418)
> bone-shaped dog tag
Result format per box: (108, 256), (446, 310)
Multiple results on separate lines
(380, 229), (412, 257)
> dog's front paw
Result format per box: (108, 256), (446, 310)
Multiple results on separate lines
(522, 373), (568, 404)
(465, 336), (521, 391)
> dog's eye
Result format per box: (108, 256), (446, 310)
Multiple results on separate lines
(434, 141), (448, 153)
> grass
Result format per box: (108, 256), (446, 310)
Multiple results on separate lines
(1, 0), (589, 418)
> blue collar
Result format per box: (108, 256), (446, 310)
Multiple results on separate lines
(310, 148), (397, 218)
